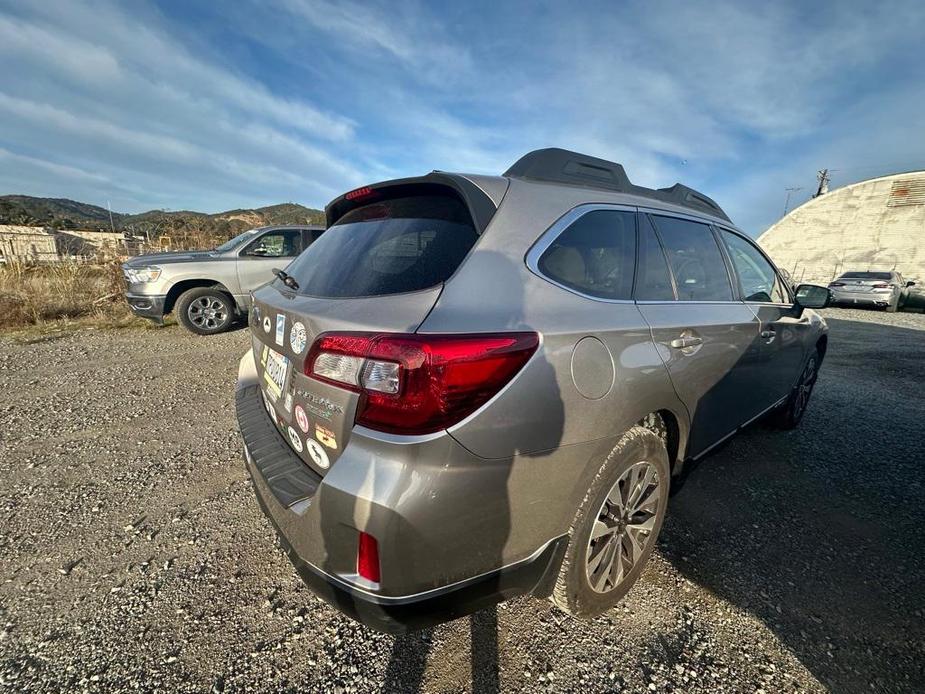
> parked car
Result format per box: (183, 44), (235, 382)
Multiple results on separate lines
(234, 148), (831, 633)
(827, 270), (914, 312)
(122, 225), (324, 334)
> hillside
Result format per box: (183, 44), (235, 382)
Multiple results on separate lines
(0, 195), (325, 238)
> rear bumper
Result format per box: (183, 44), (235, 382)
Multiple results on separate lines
(125, 293), (166, 323)
(830, 291), (892, 306)
(244, 444), (564, 633)
(234, 360), (567, 633)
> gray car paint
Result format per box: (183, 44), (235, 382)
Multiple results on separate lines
(238, 165), (829, 604)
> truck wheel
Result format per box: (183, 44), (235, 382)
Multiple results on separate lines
(552, 426), (670, 618)
(176, 287), (235, 335)
(773, 348), (820, 429)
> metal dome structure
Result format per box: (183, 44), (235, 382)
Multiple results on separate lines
(759, 171), (925, 284)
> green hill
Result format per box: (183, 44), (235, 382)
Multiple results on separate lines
(0, 195), (325, 237)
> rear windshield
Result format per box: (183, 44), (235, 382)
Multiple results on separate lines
(283, 193), (478, 298)
(839, 272), (891, 280)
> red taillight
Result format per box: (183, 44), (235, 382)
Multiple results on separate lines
(345, 186), (374, 201)
(357, 531), (380, 583)
(306, 332), (540, 435)
(871, 283), (890, 289)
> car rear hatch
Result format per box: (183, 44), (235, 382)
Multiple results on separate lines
(248, 175), (504, 475)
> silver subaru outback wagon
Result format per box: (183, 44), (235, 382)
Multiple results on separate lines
(235, 148), (831, 633)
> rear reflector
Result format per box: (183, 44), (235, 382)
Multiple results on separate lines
(357, 531), (380, 583)
(306, 331), (540, 435)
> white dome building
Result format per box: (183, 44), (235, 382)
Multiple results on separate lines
(759, 172), (925, 284)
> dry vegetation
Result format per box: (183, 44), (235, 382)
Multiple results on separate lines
(0, 260), (145, 332)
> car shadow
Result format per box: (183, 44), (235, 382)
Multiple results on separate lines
(661, 318), (925, 692)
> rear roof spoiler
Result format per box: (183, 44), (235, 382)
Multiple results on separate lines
(504, 148), (731, 222)
(325, 173), (500, 232)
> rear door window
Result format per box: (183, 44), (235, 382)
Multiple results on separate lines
(284, 193), (478, 297)
(537, 209), (636, 300)
(635, 214), (675, 300)
(650, 215), (733, 301)
(720, 230), (789, 303)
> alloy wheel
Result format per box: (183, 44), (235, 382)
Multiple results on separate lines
(188, 295), (229, 330)
(586, 461), (662, 594)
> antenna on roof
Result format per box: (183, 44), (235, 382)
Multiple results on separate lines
(813, 170), (830, 198)
(783, 186), (803, 216)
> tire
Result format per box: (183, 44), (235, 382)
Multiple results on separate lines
(175, 287), (235, 335)
(773, 348), (820, 429)
(886, 294), (899, 313)
(551, 426), (670, 618)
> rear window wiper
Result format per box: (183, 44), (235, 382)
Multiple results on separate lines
(272, 268), (299, 290)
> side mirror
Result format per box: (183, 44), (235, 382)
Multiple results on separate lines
(906, 280), (916, 287)
(794, 283), (831, 309)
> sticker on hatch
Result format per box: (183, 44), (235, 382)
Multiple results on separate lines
(262, 345), (290, 400)
(275, 314), (286, 346)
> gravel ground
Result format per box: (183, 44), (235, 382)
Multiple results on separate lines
(1, 308), (923, 693)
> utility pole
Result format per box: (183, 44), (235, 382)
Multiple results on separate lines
(783, 186), (803, 216)
(107, 200), (116, 233)
(813, 169), (830, 198)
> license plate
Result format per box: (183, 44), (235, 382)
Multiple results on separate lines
(261, 345), (290, 400)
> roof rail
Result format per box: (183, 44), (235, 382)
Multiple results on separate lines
(503, 148), (730, 222)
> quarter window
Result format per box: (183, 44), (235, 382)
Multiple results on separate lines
(720, 230), (788, 303)
(538, 209), (636, 300)
(650, 215), (733, 301)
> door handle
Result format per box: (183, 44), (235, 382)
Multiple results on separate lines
(670, 336), (703, 349)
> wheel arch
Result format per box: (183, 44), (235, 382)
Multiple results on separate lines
(164, 279), (239, 315)
(637, 408), (686, 477)
(815, 334), (828, 361)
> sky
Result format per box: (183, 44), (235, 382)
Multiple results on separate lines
(1, 0), (924, 235)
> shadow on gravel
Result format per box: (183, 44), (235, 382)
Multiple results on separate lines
(662, 319), (925, 693)
(381, 609), (500, 694)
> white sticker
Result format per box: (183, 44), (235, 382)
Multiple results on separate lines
(294, 405), (310, 433)
(287, 426), (304, 453)
(275, 314), (286, 346)
(262, 316), (271, 333)
(283, 391), (293, 413)
(306, 439), (330, 469)
(290, 321), (307, 355)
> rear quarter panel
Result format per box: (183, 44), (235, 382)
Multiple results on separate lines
(417, 180), (690, 542)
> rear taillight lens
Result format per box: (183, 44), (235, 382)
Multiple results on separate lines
(871, 283), (890, 289)
(306, 331), (540, 435)
(357, 531), (380, 583)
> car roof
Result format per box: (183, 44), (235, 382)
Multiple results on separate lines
(502, 148), (731, 223)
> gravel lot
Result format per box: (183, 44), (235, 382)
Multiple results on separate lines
(1, 308), (923, 693)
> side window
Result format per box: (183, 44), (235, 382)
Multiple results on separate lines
(635, 214), (675, 300)
(650, 215), (733, 301)
(720, 230), (788, 303)
(243, 230), (302, 257)
(537, 209), (636, 300)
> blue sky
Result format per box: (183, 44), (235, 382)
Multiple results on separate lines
(1, 0), (923, 235)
